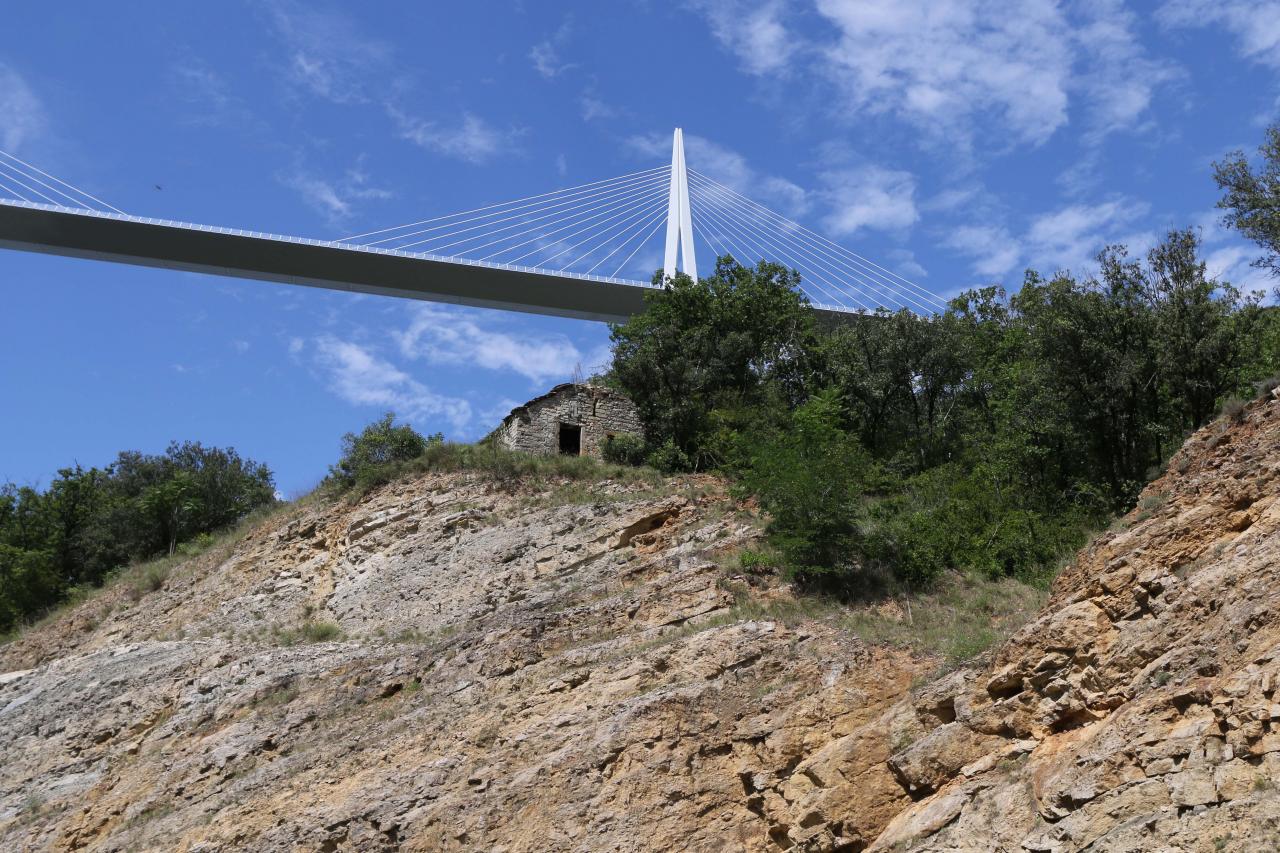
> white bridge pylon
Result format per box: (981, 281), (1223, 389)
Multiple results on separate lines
(663, 128), (696, 280)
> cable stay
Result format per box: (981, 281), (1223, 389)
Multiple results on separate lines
(343, 130), (946, 314)
(0, 150), (124, 215)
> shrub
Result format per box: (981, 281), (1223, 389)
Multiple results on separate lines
(602, 433), (647, 466)
(1222, 396), (1247, 423)
(645, 439), (692, 473)
(301, 620), (342, 642)
(327, 413), (441, 490)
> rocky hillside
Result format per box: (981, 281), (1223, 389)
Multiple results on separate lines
(871, 392), (1280, 852)
(0, 472), (932, 852)
(4, 392), (1280, 852)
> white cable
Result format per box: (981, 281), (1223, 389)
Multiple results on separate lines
(0, 150), (125, 214)
(479, 183), (669, 263)
(559, 194), (673, 272)
(690, 216), (728, 261)
(690, 193), (862, 310)
(689, 173), (940, 313)
(0, 156), (98, 211)
(0, 174), (31, 202)
(689, 185), (868, 311)
(689, 168), (948, 310)
(690, 188), (871, 311)
(690, 180), (913, 312)
(0, 162), (68, 207)
(611, 210), (669, 279)
(511, 191), (669, 267)
(386, 171), (669, 251)
(341, 165), (669, 242)
(587, 203), (669, 274)
(693, 168), (949, 311)
(690, 174), (906, 311)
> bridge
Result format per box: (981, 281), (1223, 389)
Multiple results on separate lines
(0, 131), (946, 323)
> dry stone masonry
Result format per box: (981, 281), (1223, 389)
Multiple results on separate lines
(492, 382), (643, 458)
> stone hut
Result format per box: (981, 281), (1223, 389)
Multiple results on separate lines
(492, 383), (643, 458)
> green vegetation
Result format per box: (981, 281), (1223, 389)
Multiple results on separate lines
(609, 221), (1275, 593)
(0, 442), (275, 634)
(326, 412), (442, 492)
(322, 420), (662, 501)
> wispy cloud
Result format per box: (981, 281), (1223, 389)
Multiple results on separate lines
(946, 197), (1158, 282)
(263, 0), (391, 104)
(529, 17), (576, 79)
(690, 1), (1178, 154)
(1158, 1), (1280, 68)
(579, 87), (619, 122)
(388, 107), (517, 164)
(945, 225), (1021, 278)
(687, 0), (797, 75)
(312, 335), (471, 429)
(279, 157), (392, 225)
(0, 64), (46, 152)
(819, 166), (918, 237)
(394, 304), (609, 385)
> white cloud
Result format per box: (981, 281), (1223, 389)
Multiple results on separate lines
(947, 198), (1156, 281)
(1024, 198), (1149, 275)
(264, 1), (390, 103)
(389, 108), (514, 164)
(687, 1), (1177, 152)
(1158, 1), (1280, 67)
(945, 225), (1021, 278)
(1076, 0), (1181, 139)
(394, 304), (604, 385)
(687, 0), (797, 75)
(312, 336), (471, 429)
(281, 172), (351, 222)
(579, 89), (619, 122)
(0, 64), (45, 152)
(279, 157), (392, 225)
(819, 166), (918, 237)
(231, 339), (251, 354)
(529, 17), (576, 79)
(813, 0), (1074, 147)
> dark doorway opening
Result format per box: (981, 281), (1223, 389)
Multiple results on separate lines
(558, 423), (582, 456)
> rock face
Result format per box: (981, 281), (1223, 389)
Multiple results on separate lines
(0, 474), (929, 851)
(869, 395), (1280, 852)
(6, 394), (1280, 852)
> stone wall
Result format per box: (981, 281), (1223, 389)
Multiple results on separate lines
(494, 383), (643, 458)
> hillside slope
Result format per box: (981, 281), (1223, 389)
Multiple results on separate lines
(0, 473), (931, 852)
(871, 393), (1280, 851)
(5, 393), (1280, 852)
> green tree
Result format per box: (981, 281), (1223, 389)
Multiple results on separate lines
(736, 391), (871, 586)
(609, 257), (817, 469)
(1214, 123), (1280, 278)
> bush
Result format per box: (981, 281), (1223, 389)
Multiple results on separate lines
(602, 433), (647, 466)
(736, 391), (871, 588)
(645, 439), (692, 473)
(327, 413), (441, 490)
(1222, 396), (1248, 423)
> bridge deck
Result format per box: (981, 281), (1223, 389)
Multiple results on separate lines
(0, 201), (861, 324)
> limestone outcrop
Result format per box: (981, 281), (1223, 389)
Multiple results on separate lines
(0, 475), (929, 851)
(6, 393), (1280, 851)
(870, 395), (1280, 852)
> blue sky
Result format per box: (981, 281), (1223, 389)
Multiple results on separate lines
(2, 1), (1278, 495)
